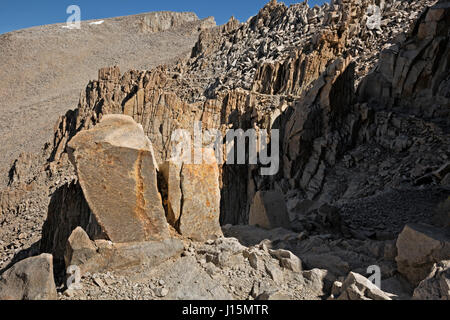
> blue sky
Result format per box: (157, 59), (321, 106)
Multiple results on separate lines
(0, 0), (328, 34)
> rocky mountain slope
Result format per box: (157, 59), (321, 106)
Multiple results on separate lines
(0, 11), (215, 186)
(0, 0), (449, 300)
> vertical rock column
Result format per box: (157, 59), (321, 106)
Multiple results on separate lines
(161, 148), (223, 241)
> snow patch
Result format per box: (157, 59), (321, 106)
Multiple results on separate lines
(89, 20), (105, 25)
(62, 25), (79, 30)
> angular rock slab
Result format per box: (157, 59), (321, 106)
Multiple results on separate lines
(0, 254), (57, 300)
(249, 190), (290, 230)
(269, 249), (302, 273)
(64, 226), (98, 271)
(64, 227), (184, 275)
(335, 272), (392, 300)
(67, 114), (169, 243)
(178, 149), (223, 241)
(95, 239), (184, 272)
(396, 223), (450, 285)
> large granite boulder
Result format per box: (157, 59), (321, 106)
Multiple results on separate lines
(67, 115), (170, 243)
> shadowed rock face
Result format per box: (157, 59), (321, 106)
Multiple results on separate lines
(67, 115), (170, 243)
(40, 181), (100, 263)
(159, 160), (183, 226)
(249, 190), (291, 230)
(281, 57), (357, 200)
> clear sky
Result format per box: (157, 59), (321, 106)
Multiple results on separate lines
(0, 0), (328, 35)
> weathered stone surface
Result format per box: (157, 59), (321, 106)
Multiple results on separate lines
(178, 149), (223, 241)
(396, 223), (450, 285)
(335, 272), (392, 300)
(269, 249), (302, 272)
(158, 256), (232, 300)
(137, 11), (201, 33)
(200, 237), (247, 269)
(0, 186), (27, 217)
(302, 268), (335, 298)
(301, 253), (351, 277)
(0, 11), (218, 189)
(38, 0), (437, 231)
(413, 260), (450, 300)
(0, 254), (57, 300)
(67, 115), (170, 243)
(65, 236), (184, 275)
(93, 239), (184, 272)
(249, 190), (290, 230)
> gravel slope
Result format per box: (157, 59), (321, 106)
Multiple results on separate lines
(0, 12), (215, 186)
